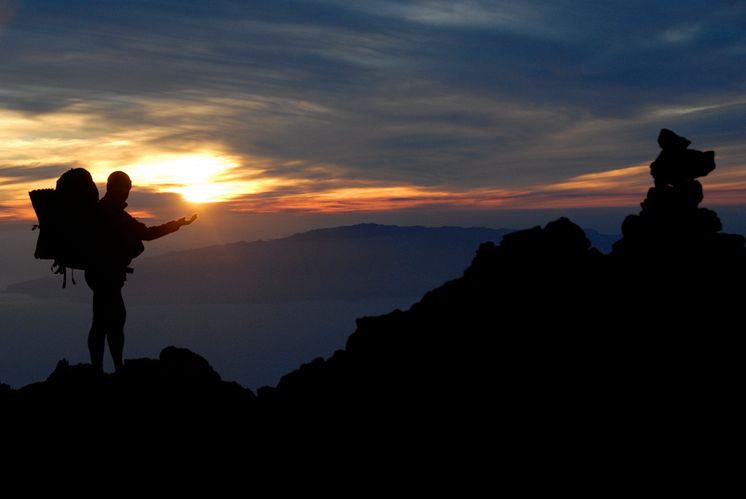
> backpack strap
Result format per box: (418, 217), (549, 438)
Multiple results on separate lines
(52, 260), (70, 288)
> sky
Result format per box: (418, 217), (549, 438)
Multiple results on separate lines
(2, 0), (746, 237)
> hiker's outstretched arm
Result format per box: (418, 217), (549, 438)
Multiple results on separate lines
(139, 214), (198, 241)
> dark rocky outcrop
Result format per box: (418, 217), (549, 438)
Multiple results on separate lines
(257, 131), (744, 459)
(614, 129), (744, 260)
(6, 346), (256, 423)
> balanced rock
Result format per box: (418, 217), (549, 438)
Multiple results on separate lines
(651, 128), (715, 187)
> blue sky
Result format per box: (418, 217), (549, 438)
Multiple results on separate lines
(1, 0), (746, 221)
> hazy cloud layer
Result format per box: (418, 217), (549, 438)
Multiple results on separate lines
(1, 0), (746, 207)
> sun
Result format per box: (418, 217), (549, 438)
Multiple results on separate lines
(180, 183), (231, 204)
(119, 153), (240, 203)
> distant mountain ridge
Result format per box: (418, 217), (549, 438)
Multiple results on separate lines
(5, 223), (617, 303)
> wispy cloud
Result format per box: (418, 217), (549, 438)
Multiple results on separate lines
(224, 162), (746, 214)
(324, 0), (558, 35)
(1, 0), (745, 221)
(658, 24), (704, 45)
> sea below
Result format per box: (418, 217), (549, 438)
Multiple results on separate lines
(0, 292), (417, 390)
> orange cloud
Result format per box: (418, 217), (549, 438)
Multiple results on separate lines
(2, 92), (745, 221)
(226, 160), (746, 214)
(226, 165), (654, 213)
(6, 161), (746, 221)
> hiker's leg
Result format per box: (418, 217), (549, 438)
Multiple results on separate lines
(108, 288), (126, 372)
(88, 290), (106, 373)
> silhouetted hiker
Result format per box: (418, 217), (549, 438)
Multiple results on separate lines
(86, 171), (197, 372)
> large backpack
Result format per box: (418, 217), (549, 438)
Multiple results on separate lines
(29, 168), (100, 286)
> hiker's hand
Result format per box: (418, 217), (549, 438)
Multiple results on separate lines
(178, 214), (198, 226)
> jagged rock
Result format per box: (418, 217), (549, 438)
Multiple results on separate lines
(158, 345), (222, 384)
(9, 346), (256, 421)
(500, 225), (544, 255)
(651, 128), (715, 187)
(640, 181), (703, 213)
(613, 129), (744, 261)
(657, 128), (691, 150)
(694, 207), (724, 233)
(544, 217), (592, 256)
(46, 358), (103, 384)
(481, 217), (594, 265)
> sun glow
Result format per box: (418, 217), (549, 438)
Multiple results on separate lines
(118, 153), (241, 203)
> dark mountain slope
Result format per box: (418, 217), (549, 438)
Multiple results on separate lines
(1, 131), (742, 479)
(262, 130), (744, 418)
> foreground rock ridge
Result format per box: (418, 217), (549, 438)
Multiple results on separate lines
(3, 131), (744, 452)
(614, 128), (743, 258)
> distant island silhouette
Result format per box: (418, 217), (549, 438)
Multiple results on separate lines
(3, 130), (743, 468)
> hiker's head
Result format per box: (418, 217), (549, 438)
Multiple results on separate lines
(106, 171), (132, 200)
